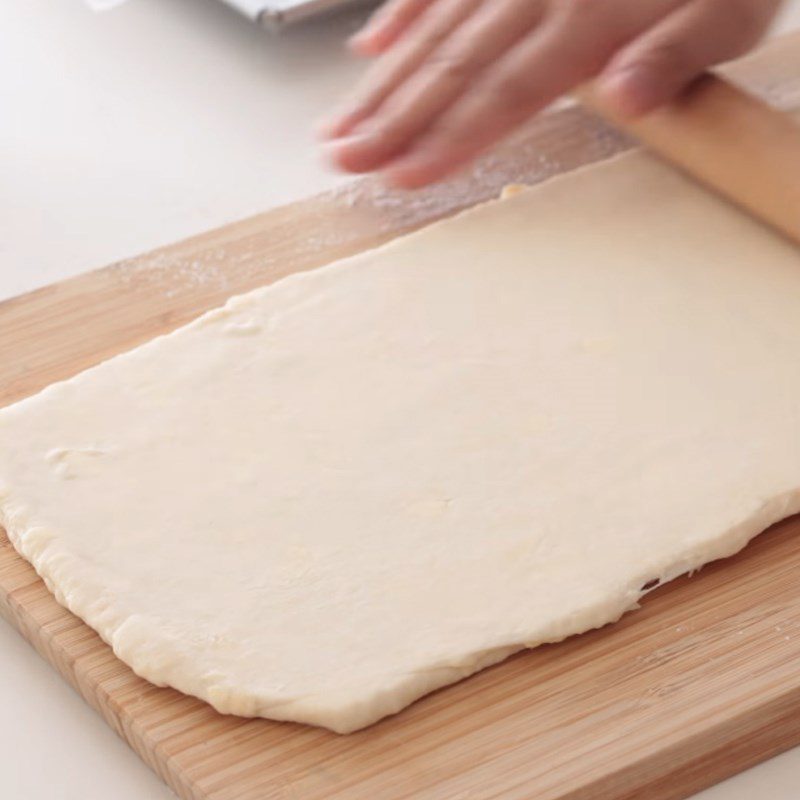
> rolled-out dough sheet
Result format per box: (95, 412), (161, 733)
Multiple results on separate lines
(2, 151), (800, 734)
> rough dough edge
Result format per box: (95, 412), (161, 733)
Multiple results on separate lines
(2, 487), (798, 732)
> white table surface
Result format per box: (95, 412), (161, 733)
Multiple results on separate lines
(1, 2), (799, 798)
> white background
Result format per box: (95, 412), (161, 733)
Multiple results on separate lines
(1, 1), (799, 798)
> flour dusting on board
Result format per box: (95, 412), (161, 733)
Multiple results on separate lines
(111, 110), (632, 300)
(330, 114), (631, 233)
(113, 247), (274, 298)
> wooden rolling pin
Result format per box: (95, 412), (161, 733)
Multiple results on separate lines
(581, 74), (800, 245)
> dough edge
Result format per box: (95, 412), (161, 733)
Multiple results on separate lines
(2, 483), (797, 732)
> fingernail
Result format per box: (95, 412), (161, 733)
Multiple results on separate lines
(314, 117), (337, 139)
(348, 32), (382, 57)
(599, 67), (653, 118)
(321, 140), (349, 171)
(314, 109), (359, 140)
(347, 31), (366, 49)
(322, 134), (374, 172)
(383, 155), (434, 189)
(332, 132), (372, 148)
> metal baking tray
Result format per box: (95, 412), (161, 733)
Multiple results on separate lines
(222, 0), (371, 29)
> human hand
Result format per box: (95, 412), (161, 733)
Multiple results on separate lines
(320, 0), (782, 187)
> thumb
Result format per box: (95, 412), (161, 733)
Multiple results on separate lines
(597, 0), (777, 118)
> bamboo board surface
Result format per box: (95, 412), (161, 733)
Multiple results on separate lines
(1, 35), (800, 800)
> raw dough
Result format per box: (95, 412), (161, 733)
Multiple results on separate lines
(1, 152), (800, 734)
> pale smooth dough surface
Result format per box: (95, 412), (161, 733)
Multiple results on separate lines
(1, 152), (800, 733)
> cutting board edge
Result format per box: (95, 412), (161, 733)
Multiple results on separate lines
(0, 32), (799, 800)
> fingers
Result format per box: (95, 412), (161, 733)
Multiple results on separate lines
(598, 0), (783, 117)
(380, 31), (583, 187)
(383, 0), (691, 187)
(328, 0), (546, 173)
(318, 0), (484, 140)
(349, 0), (435, 57)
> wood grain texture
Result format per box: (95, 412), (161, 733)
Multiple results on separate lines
(1, 35), (799, 800)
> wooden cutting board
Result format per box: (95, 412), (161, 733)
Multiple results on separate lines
(1, 35), (800, 800)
